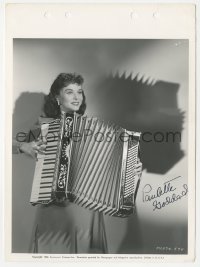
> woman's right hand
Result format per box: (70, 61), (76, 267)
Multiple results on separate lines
(19, 138), (47, 159)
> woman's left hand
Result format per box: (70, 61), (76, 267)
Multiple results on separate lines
(135, 158), (143, 177)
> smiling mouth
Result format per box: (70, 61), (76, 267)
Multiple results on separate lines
(71, 102), (79, 106)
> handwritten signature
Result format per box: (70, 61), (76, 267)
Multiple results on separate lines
(142, 176), (188, 211)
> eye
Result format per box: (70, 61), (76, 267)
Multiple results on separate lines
(78, 90), (83, 94)
(65, 90), (73, 94)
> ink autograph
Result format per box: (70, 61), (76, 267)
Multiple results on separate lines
(142, 176), (188, 211)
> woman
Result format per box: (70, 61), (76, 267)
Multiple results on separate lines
(13, 72), (142, 253)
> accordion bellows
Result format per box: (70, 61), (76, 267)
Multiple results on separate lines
(30, 112), (142, 218)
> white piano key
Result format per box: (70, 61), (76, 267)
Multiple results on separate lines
(40, 178), (54, 183)
(41, 164), (56, 169)
(39, 188), (53, 193)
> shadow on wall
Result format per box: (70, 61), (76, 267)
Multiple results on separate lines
(92, 72), (185, 174)
(13, 92), (46, 138)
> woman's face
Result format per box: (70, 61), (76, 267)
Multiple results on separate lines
(57, 83), (84, 113)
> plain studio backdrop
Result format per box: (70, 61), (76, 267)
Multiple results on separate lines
(12, 39), (188, 254)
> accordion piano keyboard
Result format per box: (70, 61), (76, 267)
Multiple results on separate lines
(30, 121), (60, 204)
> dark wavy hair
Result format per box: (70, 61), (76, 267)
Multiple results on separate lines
(43, 73), (86, 118)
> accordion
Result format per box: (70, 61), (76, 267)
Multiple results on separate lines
(30, 112), (142, 218)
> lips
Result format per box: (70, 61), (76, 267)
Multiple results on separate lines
(71, 102), (79, 106)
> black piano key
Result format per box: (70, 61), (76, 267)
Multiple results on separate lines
(44, 158), (56, 161)
(48, 126), (60, 129)
(48, 128), (60, 131)
(46, 139), (58, 143)
(42, 170), (54, 173)
(41, 171), (54, 175)
(46, 145), (57, 149)
(43, 162), (55, 165)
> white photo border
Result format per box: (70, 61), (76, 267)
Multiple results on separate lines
(2, 1), (198, 265)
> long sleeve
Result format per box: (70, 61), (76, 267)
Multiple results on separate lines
(12, 139), (24, 154)
(12, 115), (55, 154)
(12, 118), (41, 154)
